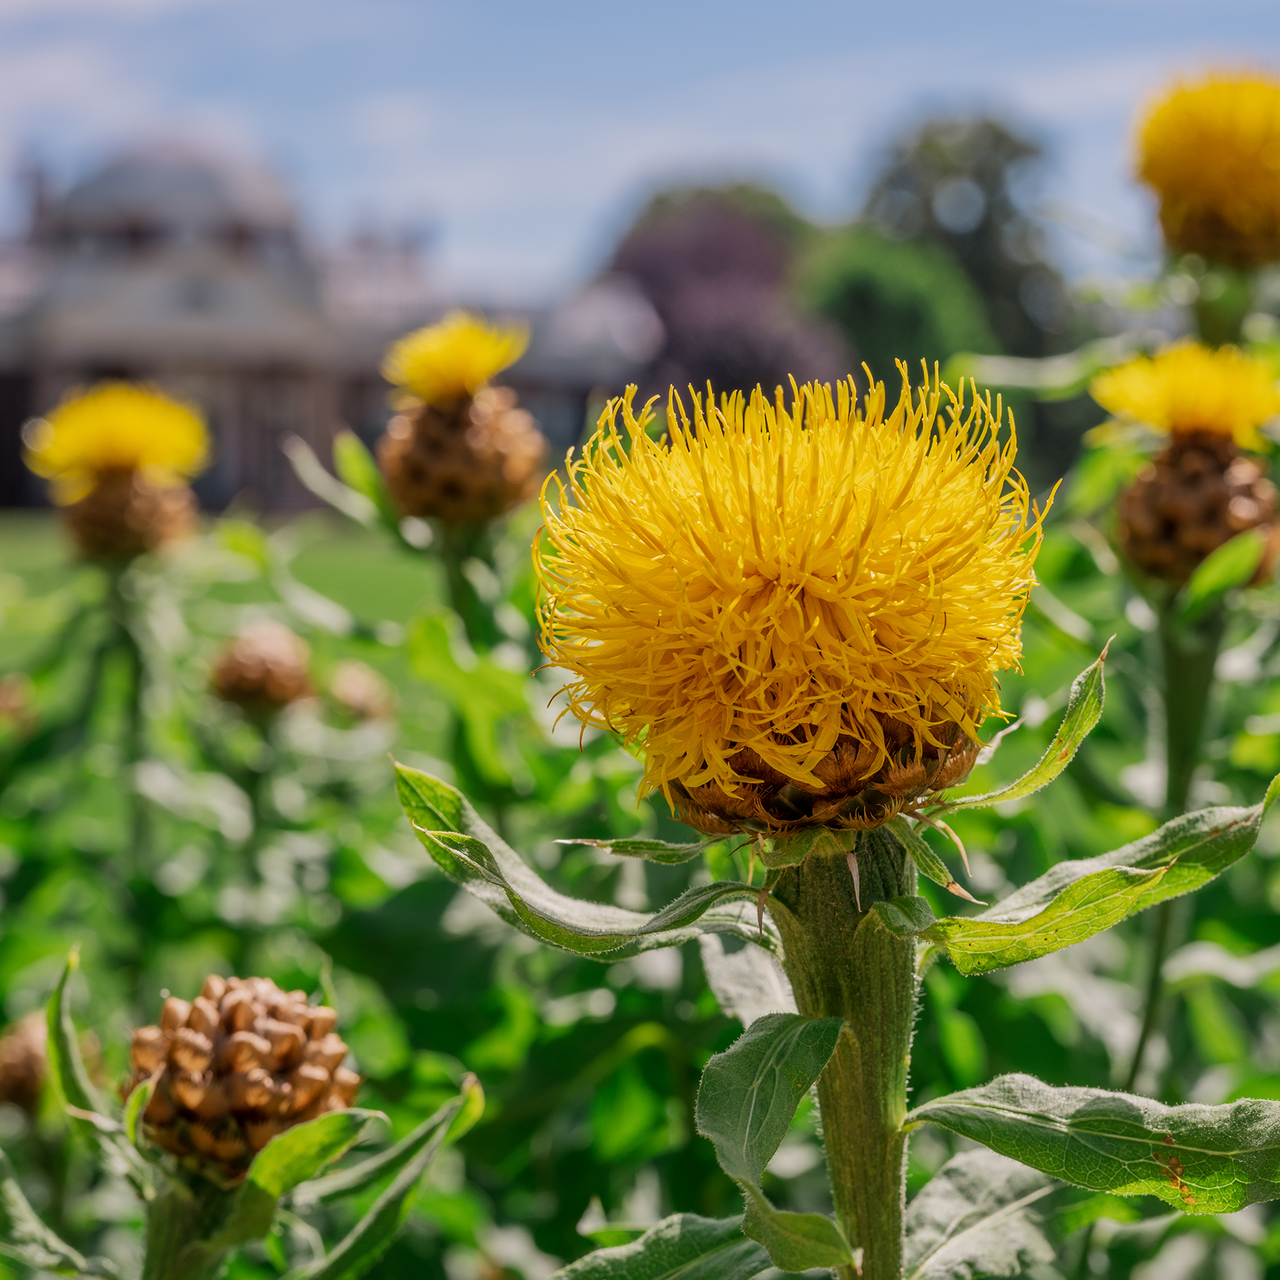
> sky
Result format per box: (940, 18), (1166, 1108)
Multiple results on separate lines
(1, 0), (1278, 302)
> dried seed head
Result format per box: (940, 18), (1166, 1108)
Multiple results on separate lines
(377, 386), (548, 526)
(210, 622), (312, 714)
(0, 1013), (47, 1113)
(124, 974), (356, 1183)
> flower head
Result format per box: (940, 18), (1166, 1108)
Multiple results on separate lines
(1090, 342), (1280, 449)
(24, 382), (208, 505)
(537, 372), (1047, 831)
(1138, 72), (1280, 266)
(381, 311), (529, 408)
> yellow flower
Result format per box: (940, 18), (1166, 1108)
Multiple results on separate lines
(1090, 342), (1280, 449)
(1138, 72), (1280, 267)
(24, 382), (208, 505)
(537, 372), (1047, 826)
(382, 311), (529, 408)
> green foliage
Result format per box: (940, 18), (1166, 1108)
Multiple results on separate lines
(798, 225), (998, 385)
(909, 1073), (1280, 1214)
(551, 1214), (770, 1279)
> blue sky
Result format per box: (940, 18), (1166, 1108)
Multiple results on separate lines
(1, 0), (1278, 300)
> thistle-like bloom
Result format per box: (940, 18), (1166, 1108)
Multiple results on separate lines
(24, 382), (208, 505)
(1090, 342), (1280, 450)
(381, 310), (529, 408)
(537, 373), (1047, 833)
(1139, 73), (1280, 267)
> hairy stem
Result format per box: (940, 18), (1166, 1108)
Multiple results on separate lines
(439, 523), (501, 651)
(770, 828), (917, 1280)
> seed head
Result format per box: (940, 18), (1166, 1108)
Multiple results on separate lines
(211, 622), (312, 713)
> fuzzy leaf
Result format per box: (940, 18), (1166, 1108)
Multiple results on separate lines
(396, 763), (774, 956)
(886, 819), (979, 903)
(558, 836), (714, 864)
(904, 1149), (1057, 1280)
(0, 1146), (119, 1277)
(908, 1073), (1280, 1214)
(551, 1214), (772, 1279)
(877, 774), (1280, 974)
(1178, 527), (1268, 621)
(212, 1109), (380, 1246)
(698, 936), (796, 1028)
(943, 648), (1107, 812)
(695, 1013), (851, 1272)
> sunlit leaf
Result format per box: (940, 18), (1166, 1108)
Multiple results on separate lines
(558, 835), (714, 864)
(878, 771), (1280, 974)
(396, 763), (774, 956)
(1177, 527), (1268, 622)
(941, 648), (1108, 813)
(909, 1072), (1280, 1214)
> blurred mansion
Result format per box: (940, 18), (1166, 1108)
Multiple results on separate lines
(0, 143), (663, 508)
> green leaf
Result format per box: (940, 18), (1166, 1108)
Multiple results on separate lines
(281, 436), (378, 527)
(558, 836), (715, 865)
(396, 763), (773, 956)
(694, 1013), (851, 1272)
(331, 430), (403, 532)
(908, 1073), (1280, 1214)
(695, 1013), (843, 1184)
(886, 818), (981, 904)
(740, 1185), (856, 1272)
(1178, 527), (1268, 621)
(762, 828), (840, 870)
(904, 1150), (1057, 1280)
(282, 1102), (464, 1280)
(212, 1109), (380, 1246)
(877, 773), (1280, 975)
(0, 1146), (119, 1277)
(698, 935), (796, 1029)
(290, 1078), (481, 1206)
(550, 1214), (771, 1280)
(124, 1076), (154, 1149)
(942, 648), (1108, 812)
(46, 950), (148, 1190)
(405, 612), (528, 785)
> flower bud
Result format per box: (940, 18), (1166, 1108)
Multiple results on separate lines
(125, 974), (356, 1182)
(210, 622), (312, 715)
(0, 1013), (47, 1114)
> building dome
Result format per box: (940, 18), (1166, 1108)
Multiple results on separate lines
(52, 143), (297, 250)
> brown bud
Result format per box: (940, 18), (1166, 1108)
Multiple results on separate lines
(307, 1007), (338, 1041)
(160, 998), (192, 1032)
(171, 1071), (207, 1111)
(64, 469), (197, 562)
(130, 1026), (170, 1076)
(377, 387), (548, 526)
(211, 622), (312, 714)
(170, 1028), (214, 1074)
(123, 973), (350, 1184)
(201, 974), (228, 1004)
(0, 1014), (48, 1114)
(304, 1034), (348, 1072)
(220, 1032), (272, 1073)
(258, 1019), (306, 1071)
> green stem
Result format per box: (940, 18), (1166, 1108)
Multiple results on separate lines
(439, 523), (501, 651)
(141, 1181), (234, 1280)
(769, 829), (917, 1280)
(1192, 266), (1253, 347)
(1124, 605), (1226, 1089)
(106, 568), (149, 860)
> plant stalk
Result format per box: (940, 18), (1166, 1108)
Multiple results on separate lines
(770, 828), (917, 1280)
(1124, 604), (1226, 1089)
(141, 1181), (234, 1280)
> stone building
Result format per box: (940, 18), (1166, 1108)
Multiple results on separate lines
(0, 143), (661, 509)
